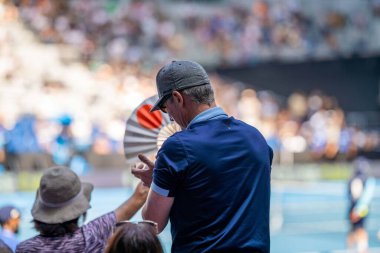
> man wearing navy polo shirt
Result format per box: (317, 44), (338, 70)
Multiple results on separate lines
(132, 60), (273, 253)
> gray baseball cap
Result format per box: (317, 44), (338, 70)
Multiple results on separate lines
(150, 60), (210, 112)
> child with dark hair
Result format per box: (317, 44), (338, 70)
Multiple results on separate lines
(105, 221), (163, 253)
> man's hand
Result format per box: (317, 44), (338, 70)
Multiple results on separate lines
(131, 154), (155, 187)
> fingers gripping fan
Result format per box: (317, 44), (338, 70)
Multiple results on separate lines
(123, 95), (181, 164)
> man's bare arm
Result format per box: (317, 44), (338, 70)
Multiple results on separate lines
(142, 189), (174, 233)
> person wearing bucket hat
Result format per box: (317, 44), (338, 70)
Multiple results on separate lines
(132, 60), (273, 252)
(16, 166), (148, 253)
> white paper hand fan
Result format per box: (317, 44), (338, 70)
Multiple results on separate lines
(123, 95), (181, 164)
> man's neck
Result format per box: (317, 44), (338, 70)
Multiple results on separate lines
(185, 103), (218, 128)
(192, 102), (216, 118)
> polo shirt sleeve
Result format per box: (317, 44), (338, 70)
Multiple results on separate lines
(269, 146), (273, 166)
(151, 135), (188, 198)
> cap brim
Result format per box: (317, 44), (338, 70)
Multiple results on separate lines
(150, 101), (161, 112)
(150, 94), (170, 112)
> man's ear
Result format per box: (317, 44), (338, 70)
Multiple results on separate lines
(172, 91), (184, 105)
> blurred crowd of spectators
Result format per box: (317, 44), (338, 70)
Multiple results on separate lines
(236, 88), (379, 161)
(0, 0), (379, 172)
(10, 0), (380, 67)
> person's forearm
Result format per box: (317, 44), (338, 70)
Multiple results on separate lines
(141, 202), (148, 220)
(115, 194), (146, 221)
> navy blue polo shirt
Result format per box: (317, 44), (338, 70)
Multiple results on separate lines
(152, 107), (273, 253)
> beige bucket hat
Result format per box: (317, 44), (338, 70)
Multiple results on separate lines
(32, 166), (94, 224)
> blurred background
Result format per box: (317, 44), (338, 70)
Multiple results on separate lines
(0, 0), (379, 252)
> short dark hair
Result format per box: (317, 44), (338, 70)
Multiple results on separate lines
(105, 222), (163, 253)
(33, 213), (86, 237)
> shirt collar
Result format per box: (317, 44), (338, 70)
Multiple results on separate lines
(1, 228), (16, 238)
(187, 106), (228, 129)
